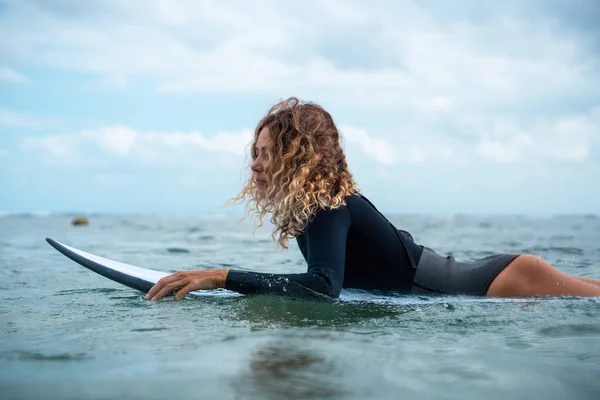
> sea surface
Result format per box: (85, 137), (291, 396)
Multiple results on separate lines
(1, 213), (600, 400)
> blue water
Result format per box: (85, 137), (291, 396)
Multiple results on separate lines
(1, 213), (600, 399)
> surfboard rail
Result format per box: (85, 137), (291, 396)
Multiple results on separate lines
(45, 238), (210, 296)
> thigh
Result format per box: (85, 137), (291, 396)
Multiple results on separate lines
(487, 254), (600, 297)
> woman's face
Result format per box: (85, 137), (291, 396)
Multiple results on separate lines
(250, 127), (271, 191)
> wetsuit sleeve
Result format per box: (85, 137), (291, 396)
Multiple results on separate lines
(224, 206), (351, 299)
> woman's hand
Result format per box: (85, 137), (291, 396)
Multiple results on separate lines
(144, 269), (229, 301)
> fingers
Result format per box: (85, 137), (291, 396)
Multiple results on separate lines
(144, 270), (222, 301)
(145, 273), (186, 301)
(149, 282), (180, 301)
(145, 275), (172, 300)
(174, 282), (198, 301)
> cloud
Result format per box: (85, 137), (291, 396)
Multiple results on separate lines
(340, 125), (396, 165)
(1, 0), (598, 115)
(21, 135), (79, 160)
(2, 0), (597, 174)
(477, 135), (534, 164)
(0, 108), (57, 127)
(544, 111), (599, 161)
(20, 121), (461, 170)
(20, 125), (254, 167)
(341, 106), (600, 167)
(23, 123), (411, 168)
(82, 126), (138, 156)
(475, 107), (600, 163)
(3, 2), (600, 181)
(340, 124), (456, 166)
(0, 67), (28, 84)
(1, 0), (599, 215)
(25, 111), (589, 171)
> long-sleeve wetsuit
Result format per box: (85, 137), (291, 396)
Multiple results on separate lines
(224, 194), (423, 298)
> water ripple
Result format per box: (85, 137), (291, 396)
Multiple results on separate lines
(167, 247), (190, 254)
(3, 350), (91, 362)
(538, 323), (600, 338)
(131, 327), (170, 332)
(54, 288), (121, 296)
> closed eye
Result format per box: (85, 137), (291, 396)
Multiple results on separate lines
(254, 146), (268, 160)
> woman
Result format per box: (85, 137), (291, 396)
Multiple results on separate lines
(145, 97), (600, 301)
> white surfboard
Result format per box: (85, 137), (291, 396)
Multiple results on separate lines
(46, 238), (554, 305)
(46, 238), (220, 297)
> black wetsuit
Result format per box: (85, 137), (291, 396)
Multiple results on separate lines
(225, 193), (519, 298)
(225, 194), (423, 298)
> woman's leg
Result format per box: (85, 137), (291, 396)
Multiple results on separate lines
(487, 255), (600, 297)
(574, 277), (600, 288)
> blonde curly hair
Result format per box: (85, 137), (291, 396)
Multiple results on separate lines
(228, 97), (360, 249)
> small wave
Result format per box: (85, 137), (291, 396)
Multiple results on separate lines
(54, 288), (121, 296)
(4, 212), (53, 218)
(130, 327), (170, 332)
(538, 323), (600, 338)
(550, 235), (575, 241)
(198, 235), (215, 241)
(218, 263), (237, 268)
(528, 246), (585, 256)
(167, 247), (190, 254)
(4, 350), (90, 362)
(337, 290), (599, 306)
(119, 219), (153, 230)
(109, 295), (145, 300)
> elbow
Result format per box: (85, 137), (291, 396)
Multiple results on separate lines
(325, 286), (342, 299)
(313, 274), (342, 299)
(284, 272), (341, 299)
(323, 281), (342, 298)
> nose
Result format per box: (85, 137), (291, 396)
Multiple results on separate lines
(251, 158), (263, 173)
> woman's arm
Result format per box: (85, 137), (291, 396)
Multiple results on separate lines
(145, 206), (351, 300)
(225, 206), (351, 298)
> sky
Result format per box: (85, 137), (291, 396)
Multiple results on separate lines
(1, 0), (599, 215)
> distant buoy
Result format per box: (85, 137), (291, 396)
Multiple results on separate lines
(72, 216), (89, 226)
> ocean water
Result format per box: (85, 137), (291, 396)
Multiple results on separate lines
(1, 213), (600, 400)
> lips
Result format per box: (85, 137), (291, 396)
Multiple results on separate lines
(255, 179), (267, 186)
